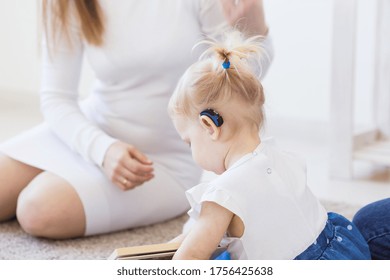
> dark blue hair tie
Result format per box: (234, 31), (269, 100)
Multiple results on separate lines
(222, 60), (230, 69)
(200, 108), (224, 127)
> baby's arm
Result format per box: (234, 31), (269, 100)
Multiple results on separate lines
(172, 201), (234, 260)
(168, 233), (186, 244)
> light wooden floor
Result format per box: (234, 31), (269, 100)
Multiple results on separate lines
(1, 90), (389, 208)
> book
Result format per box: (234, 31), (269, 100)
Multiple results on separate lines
(108, 242), (180, 260)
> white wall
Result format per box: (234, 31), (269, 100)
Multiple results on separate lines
(0, 0), (40, 94)
(0, 0), (378, 125)
(263, 0), (332, 122)
(0, 0), (93, 96)
(263, 0), (377, 125)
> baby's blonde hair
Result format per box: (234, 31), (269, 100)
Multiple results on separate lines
(169, 30), (266, 134)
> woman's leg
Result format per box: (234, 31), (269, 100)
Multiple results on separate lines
(0, 153), (85, 239)
(0, 153), (42, 221)
(353, 198), (390, 260)
(16, 172), (86, 239)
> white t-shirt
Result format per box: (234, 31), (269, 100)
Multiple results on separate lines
(186, 141), (328, 259)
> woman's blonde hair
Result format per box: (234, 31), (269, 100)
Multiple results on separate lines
(42, 0), (105, 46)
(169, 31), (266, 131)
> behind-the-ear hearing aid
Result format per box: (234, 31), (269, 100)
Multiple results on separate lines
(199, 108), (224, 127)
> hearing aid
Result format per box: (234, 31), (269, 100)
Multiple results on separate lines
(199, 108), (224, 127)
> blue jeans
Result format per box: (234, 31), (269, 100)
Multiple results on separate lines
(295, 212), (370, 260)
(353, 198), (390, 260)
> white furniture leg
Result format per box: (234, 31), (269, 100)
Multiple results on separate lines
(329, 0), (357, 179)
(330, 0), (390, 179)
(374, 0), (390, 137)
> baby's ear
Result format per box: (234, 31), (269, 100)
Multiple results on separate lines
(199, 115), (221, 140)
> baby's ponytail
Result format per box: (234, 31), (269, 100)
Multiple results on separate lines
(169, 30), (266, 130)
(197, 31), (265, 105)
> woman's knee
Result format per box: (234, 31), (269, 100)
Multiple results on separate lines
(16, 188), (49, 236)
(16, 172), (86, 238)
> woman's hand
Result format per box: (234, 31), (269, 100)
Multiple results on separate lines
(102, 141), (154, 190)
(219, 0), (268, 36)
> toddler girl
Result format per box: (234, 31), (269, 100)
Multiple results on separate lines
(168, 31), (370, 260)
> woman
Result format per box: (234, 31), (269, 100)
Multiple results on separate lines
(0, 0), (273, 239)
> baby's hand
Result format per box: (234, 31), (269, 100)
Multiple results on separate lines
(102, 141), (154, 190)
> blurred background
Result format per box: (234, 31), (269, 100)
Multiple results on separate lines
(0, 0), (389, 207)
